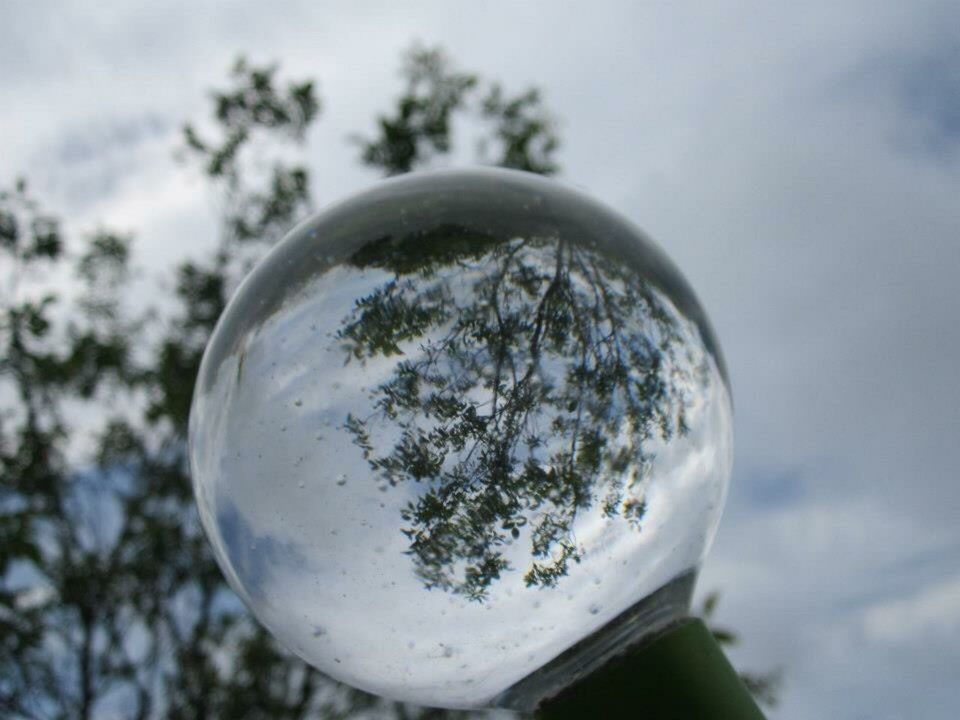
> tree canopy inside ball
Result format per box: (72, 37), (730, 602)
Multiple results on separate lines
(189, 167), (733, 710)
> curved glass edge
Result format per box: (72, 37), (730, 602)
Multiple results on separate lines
(492, 570), (697, 712)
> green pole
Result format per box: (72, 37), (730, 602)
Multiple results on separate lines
(535, 618), (766, 719)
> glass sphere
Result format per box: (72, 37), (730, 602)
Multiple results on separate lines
(189, 168), (732, 710)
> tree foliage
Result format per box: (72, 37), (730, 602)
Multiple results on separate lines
(354, 45), (559, 176)
(340, 231), (703, 601)
(1, 45), (776, 719)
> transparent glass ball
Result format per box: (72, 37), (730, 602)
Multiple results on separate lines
(189, 168), (732, 710)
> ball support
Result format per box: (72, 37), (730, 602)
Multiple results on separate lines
(536, 619), (766, 719)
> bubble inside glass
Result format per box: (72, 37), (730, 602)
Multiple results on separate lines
(189, 168), (732, 710)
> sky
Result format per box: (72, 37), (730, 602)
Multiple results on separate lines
(3, 1), (960, 717)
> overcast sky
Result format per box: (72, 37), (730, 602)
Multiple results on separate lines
(4, 2), (960, 718)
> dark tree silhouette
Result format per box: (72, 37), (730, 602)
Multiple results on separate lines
(339, 229), (705, 601)
(0, 44), (778, 719)
(353, 45), (559, 177)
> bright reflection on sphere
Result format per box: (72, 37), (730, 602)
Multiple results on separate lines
(189, 168), (732, 710)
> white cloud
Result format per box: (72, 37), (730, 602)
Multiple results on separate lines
(863, 576), (960, 645)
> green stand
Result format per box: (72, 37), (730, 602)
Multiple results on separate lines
(535, 618), (766, 719)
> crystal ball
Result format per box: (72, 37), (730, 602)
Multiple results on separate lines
(189, 168), (732, 710)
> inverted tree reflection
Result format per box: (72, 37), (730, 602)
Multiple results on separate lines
(338, 226), (709, 600)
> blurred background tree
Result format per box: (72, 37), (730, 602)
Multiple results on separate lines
(0, 45), (778, 719)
